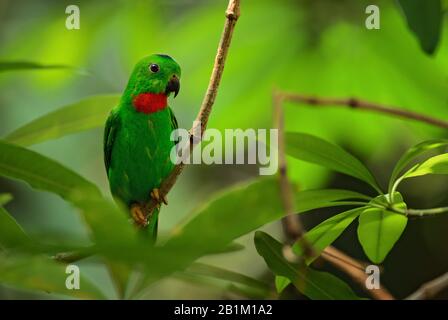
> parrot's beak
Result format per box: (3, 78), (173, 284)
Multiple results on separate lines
(165, 75), (180, 98)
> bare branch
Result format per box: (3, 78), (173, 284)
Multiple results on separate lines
(278, 91), (448, 129)
(320, 247), (394, 300)
(142, 0), (241, 218)
(273, 92), (309, 246)
(407, 271), (448, 300)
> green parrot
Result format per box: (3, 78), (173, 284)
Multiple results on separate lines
(104, 54), (181, 242)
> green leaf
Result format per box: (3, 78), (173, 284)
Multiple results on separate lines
(357, 194), (408, 263)
(285, 132), (381, 193)
(293, 207), (365, 264)
(70, 195), (138, 252)
(295, 189), (371, 214)
(389, 139), (448, 192)
(0, 207), (30, 249)
(397, 0), (443, 54)
(275, 275), (290, 293)
(186, 262), (270, 295)
(122, 181), (375, 289)
(105, 260), (133, 299)
(164, 182), (370, 260)
(0, 193), (13, 206)
(164, 178), (285, 260)
(173, 271), (266, 299)
(0, 61), (71, 72)
(4, 95), (120, 146)
(74, 179), (278, 293)
(0, 255), (105, 299)
(402, 153), (448, 179)
(0, 140), (99, 200)
(0, 141), (137, 254)
(205, 242), (245, 255)
(254, 231), (361, 300)
(126, 178), (288, 288)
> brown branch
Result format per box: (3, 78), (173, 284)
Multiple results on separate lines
(142, 0), (241, 218)
(273, 93), (308, 245)
(321, 247), (393, 300)
(279, 91), (448, 129)
(273, 89), (395, 300)
(407, 271), (448, 300)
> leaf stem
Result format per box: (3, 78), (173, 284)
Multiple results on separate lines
(403, 206), (448, 217)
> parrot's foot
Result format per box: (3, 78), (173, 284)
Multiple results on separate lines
(130, 204), (148, 227)
(150, 188), (168, 206)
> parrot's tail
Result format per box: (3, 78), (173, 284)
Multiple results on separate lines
(145, 207), (159, 244)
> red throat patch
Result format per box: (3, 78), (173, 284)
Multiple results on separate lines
(132, 93), (168, 114)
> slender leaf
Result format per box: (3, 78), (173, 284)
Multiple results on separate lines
(105, 260), (133, 299)
(254, 231), (361, 300)
(285, 132), (381, 193)
(0, 207), (30, 249)
(70, 195), (138, 251)
(205, 242), (245, 255)
(389, 139), (448, 191)
(0, 61), (70, 72)
(165, 181), (370, 258)
(293, 207), (365, 264)
(0, 141), (139, 253)
(97, 178), (288, 288)
(173, 272), (266, 299)
(397, 0), (443, 54)
(164, 178), (285, 259)
(357, 195), (408, 263)
(5, 95), (120, 146)
(0, 141), (99, 200)
(186, 262), (270, 295)
(402, 153), (448, 179)
(124, 180), (375, 288)
(295, 189), (370, 214)
(0, 255), (104, 299)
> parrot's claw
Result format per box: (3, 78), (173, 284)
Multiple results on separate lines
(150, 188), (168, 206)
(130, 204), (148, 227)
(150, 188), (160, 202)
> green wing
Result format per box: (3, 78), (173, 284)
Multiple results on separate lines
(168, 107), (179, 144)
(168, 107), (178, 131)
(103, 110), (121, 174)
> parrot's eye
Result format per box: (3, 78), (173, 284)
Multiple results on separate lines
(149, 64), (160, 73)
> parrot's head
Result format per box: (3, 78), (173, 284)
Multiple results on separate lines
(124, 54), (181, 113)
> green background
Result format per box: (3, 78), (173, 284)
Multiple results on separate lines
(0, 0), (447, 299)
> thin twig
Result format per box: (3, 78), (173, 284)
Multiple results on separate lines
(405, 207), (448, 216)
(279, 91), (448, 129)
(407, 271), (448, 300)
(273, 89), (395, 300)
(273, 93), (308, 245)
(53, 249), (93, 263)
(143, 0), (241, 218)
